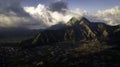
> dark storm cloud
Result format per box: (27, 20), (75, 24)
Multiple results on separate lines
(0, 0), (48, 29)
(49, 0), (68, 13)
(0, 0), (69, 29)
(6, 4), (30, 17)
(0, 0), (30, 17)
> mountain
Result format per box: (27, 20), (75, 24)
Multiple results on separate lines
(21, 17), (120, 46)
(0, 27), (43, 42)
(1, 17), (120, 67)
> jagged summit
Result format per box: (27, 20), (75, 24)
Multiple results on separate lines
(21, 17), (120, 46)
(67, 17), (90, 26)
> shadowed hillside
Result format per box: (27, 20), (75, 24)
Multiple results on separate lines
(0, 17), (120, 67)
(22, 17), (120, 46)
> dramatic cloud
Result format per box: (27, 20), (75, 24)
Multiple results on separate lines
(49, 0), (68, 13)
(0, 0), (47, 29)
(94, 6), (120, 25)
(24, 1), (120, 27)
(24, 1), (86, 26)
(0, 0), (24, 15)
(24, 4), (85, 25)
(0, 0), (120, 29)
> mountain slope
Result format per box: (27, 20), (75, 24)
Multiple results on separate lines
(0, 28), (44, 42)
(1, 17), (120, 67)
(21, 17), (120, 46)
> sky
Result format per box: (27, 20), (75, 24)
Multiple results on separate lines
(22, 0), (120, 13)
(0, 0), (120, 29)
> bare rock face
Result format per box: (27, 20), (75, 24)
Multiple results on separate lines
(22, 17), (120, 46)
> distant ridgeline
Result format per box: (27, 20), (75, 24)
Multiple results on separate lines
(21, 17), (120, 46)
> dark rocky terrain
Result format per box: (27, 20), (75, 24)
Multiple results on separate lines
(0, 17), (120, 67)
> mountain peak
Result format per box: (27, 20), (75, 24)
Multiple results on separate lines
(67, 17), (90, 26)
(80, 17), (90, 22)
(21, 16), (120, 46)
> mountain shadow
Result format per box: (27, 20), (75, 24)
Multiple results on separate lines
(21, 17), (120, 46)
(0, 17), (120, 67)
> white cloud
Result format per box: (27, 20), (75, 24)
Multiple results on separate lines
(24, 4), (120, 28)
(0, 13), (40, 28)
(24, 3), (120, 27)
(23, 4), (86, 27)
(93, 6), (120, 25)
(0, 1), (49, 29)
(0, 0), (120, 29)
